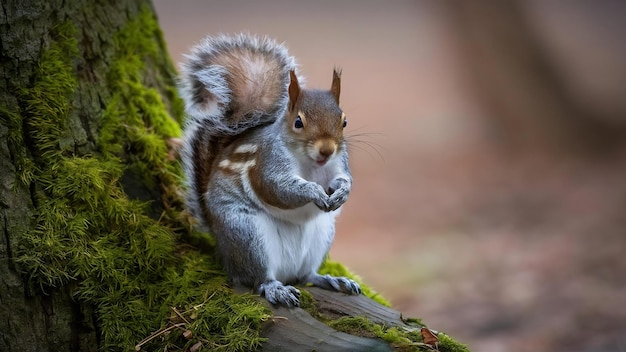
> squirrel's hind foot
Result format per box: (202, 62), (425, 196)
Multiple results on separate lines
(258, 280), (301, 308)
(308, 274), (362, 295)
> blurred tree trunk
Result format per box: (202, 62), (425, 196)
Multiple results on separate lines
(0, 1), (174, 350)
(446, 0), (626, 154)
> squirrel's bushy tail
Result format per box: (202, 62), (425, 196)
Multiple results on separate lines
(179, 33), (296, 134)
(179, 34), (295, 227)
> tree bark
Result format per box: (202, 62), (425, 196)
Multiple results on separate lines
(0, 1), (176, 350)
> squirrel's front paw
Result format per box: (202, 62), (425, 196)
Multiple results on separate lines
(311, 184), (332, 212)
(258, 280), (301, 308)
(327, 178), (351, 211)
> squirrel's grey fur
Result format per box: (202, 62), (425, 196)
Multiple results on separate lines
(179, 33), (360, 307)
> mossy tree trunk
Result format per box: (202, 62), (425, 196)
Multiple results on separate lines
(0, 1), (186, 351)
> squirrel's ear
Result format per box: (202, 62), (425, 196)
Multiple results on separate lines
(288, 70), (300, 112)
(331, 68), (341, 104)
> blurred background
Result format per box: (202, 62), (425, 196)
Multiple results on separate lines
(152, 1), (626, 351)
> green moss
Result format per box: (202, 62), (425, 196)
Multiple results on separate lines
(296, 288), (316, 311)
(438, 333), (471, 352)
(329, 316), (413, 350)
(328, 316), (469, 352)
(20, 21), (78, 157)
(299, 282), (467, 351)
(327, 316), (378, 338)
(14, 7), (268, 352)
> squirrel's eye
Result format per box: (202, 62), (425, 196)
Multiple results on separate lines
(342, 118), (347, 128)
(294, 116), (304, 129)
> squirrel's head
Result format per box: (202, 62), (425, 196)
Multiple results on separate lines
(286, 69), (347, 167)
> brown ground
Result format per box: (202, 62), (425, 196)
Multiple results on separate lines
(153, 1), (626, 351)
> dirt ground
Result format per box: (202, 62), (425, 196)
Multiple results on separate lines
(153, 1), (626, 351)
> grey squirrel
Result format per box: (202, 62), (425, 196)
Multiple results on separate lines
(179, 33), (361, 307)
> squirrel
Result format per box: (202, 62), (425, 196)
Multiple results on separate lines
(179, 33), (361, 307)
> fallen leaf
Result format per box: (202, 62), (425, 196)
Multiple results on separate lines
(421, 327), (439, 346)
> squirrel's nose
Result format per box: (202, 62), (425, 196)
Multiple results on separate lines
(315, 139), (336, 160)
(319, 147), (334, 158)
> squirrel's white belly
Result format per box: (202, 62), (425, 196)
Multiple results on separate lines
(256, 209), (335, 283)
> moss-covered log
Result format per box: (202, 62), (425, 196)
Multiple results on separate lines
(257, 286), (469, 352)
(0, 1), (468, 351)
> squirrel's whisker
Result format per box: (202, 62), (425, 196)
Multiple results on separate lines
(345, 131), (385, 161)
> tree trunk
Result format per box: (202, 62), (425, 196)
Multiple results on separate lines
(446, 1), (626, 154)
(0, 1), (181, 350)
(0, 1), (467, 351)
